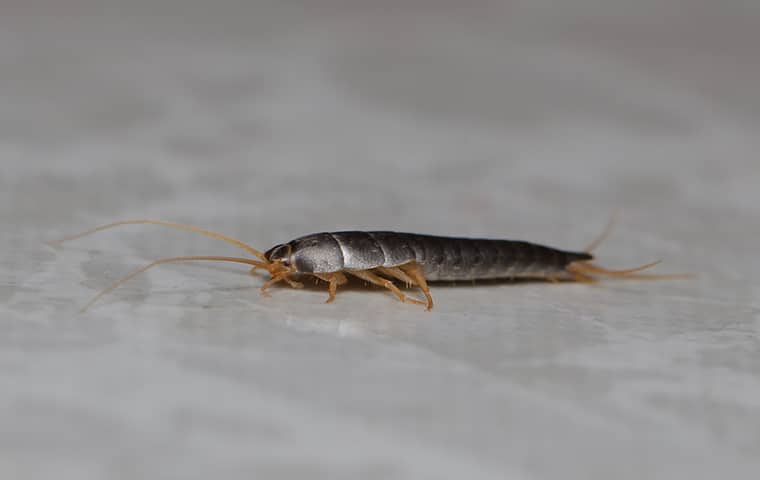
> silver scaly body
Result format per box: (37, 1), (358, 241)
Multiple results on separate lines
(267, 231), (592, 281)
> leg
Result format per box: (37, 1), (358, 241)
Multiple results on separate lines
(376, 267), (416, 288)
(399, 262), (434, 310)
(260, 273), (291, 296)
(314, 272), (348, 303)
(347, 270), (426, 306)
(251, 267), (302, 288)
(284, 277), (304, 289)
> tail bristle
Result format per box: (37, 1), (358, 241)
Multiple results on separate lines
(567, 259), (694, 280)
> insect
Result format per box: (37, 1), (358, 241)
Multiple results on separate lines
(49, 219), (684, 311)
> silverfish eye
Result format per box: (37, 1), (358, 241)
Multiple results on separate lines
(264, 244), (291, 265)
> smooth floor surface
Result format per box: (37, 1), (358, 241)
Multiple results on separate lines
(2, 2), (759, 479)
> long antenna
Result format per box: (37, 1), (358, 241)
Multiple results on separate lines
(48, 219), (267, 260)
(80, 255), (268, 312)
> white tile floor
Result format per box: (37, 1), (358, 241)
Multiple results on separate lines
(2, 2), (759, 479)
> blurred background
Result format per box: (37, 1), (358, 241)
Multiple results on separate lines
(1, 1), (759, 479)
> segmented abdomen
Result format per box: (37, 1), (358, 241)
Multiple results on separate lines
(328, 231), (592, 281)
